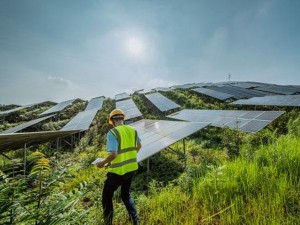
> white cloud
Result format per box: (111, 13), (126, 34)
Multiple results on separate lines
(47, 76), (82, 90)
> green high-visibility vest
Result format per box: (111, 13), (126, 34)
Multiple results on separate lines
(108, 125), (138, 175)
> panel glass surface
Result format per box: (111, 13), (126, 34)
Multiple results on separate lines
(231, 95), (300, 107)
(116, 99), (142, 121)
(85, 96), (104, 111)
(40, 99), (76, 115)
(115, 93), (130, 101)
(1, 115), (54, 134)
(131, 119), (209, 162)
(167, 109), (284, 133)
(0, 103), (41, 115)
(254, 84), (299, 95)
(61, 108), (99, 131)
(193, 87), (234, 100)
(145, 92), (180, 112)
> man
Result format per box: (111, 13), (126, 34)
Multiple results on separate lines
(97, 109), (141, 225)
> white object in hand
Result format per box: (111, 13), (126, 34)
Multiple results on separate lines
(91, 158), (105, 165)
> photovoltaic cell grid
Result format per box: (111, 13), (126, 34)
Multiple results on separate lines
(85, 96), (104, 111)
(192, 87), (234, 100)
(167, 109), (285, 133)
(0, 130), (79, 153)
(61, 96), (105, 131)
(254, 84), (300, 95)
(206, 85), (267, 99)
(115, 93), (130, 101)
(145, 92), (180, 112)
(0, 115), (54, 134)
(40, 99), (76, 116)
(61, 108), (99, 131)
(116, 99), (142, 121)
(131, 119), (209, 162)
(231, 95), (300, 107)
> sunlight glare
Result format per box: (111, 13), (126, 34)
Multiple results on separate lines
(125, 37), (145, 57)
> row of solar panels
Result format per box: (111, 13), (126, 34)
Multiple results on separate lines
(0, 119), (210, 163)
(0, 97), (105, 134)
(1, 85), (294, 136)
(2, 82), (299, 117)
(0, 108), (285, 160)
(115, 93), (284, 133)
(0, 90), (286, 163)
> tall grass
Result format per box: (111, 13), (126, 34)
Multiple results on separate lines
(133, 134), (300, 225)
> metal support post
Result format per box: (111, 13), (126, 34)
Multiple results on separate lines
(183, 138), (186, 168)
(147, 158), (150, 174)
(24, 143), (27, 176)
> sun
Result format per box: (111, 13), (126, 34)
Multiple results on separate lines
(125, 37), (145, 57)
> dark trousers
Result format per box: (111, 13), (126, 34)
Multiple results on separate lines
(102, 171), (139, 225)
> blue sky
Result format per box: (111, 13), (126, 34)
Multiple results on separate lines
(0, 0), (299, 104)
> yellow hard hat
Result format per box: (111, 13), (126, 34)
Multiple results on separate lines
(108, 109), (126, 125)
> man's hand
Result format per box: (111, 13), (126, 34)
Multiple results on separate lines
(96, 161), (106, 168)
(96, 152), (117, 169)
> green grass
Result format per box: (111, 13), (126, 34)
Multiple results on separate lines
(131, 134), (300, 225)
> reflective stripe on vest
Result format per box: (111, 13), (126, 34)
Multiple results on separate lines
(108, 125), (138, 175)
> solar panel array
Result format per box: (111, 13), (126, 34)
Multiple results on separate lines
(145, 92), (180, 112)
(115, 93), (130, 101)
(167, 109), (284, 133)
(0, 115), (54, 134)
(85, 96), (104, 111)
(193, 87), (234, 100)
(231, 95), (300, 107)
(253, 84), (300, 95)
(40, 99), (76, 116)
(116, 98), (142, 121)
(206, 85), (267, 99)
(131, 119), (209, 162)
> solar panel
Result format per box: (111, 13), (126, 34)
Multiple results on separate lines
(167, 109), (284, 133)
(130, 119), (209, 162)
(238, 120), (271, 133)
(254, 84), (299, 95)
(0, 115), (54, 134)
(206, 85), (267, 99)
(115, 98), (142, 121)
(152, 87), (173, 92)
(0, 103), (42, 115)
(145, 92), (180, 112)
(40, 99), (76, 116)
(228, 82), (259, 89)
(85, 96), (104, 111)
(61, 108), (99, 131)
(231, 95), (300, 107)
(192, 87), (234, 100)
(172, 83), (203, 89)
(115, 93), (130, 101)
(0, 130), (79, 152)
